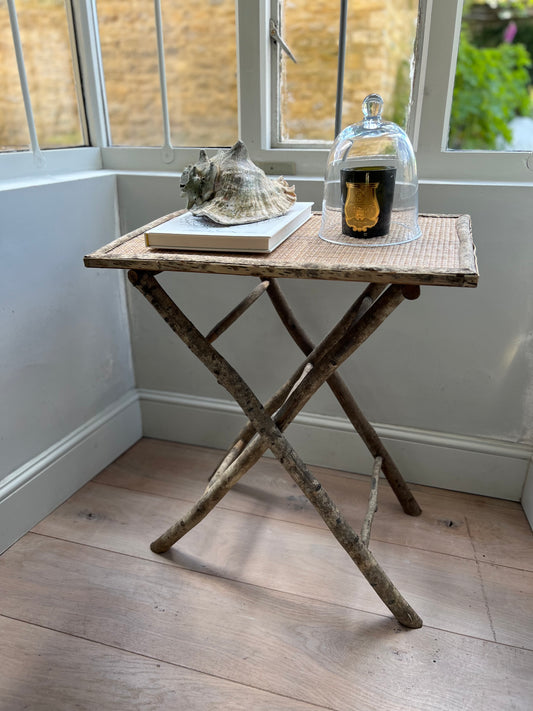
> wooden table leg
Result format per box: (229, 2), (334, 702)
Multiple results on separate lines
(265, 277), (421, 517)
(185, 284), (380, 525)
(208, 282), (382, 481)
(128, 269), (423, 629)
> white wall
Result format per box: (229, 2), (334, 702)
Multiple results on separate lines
(0, 173), (141, 552)
(1, 168), (531, 552)
(418, 182), (533, 444)
(117, 173), (533, 504)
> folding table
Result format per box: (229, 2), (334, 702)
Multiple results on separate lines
(84, 211), (478, 629)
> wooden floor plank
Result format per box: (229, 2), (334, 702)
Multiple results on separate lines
(32, 481), (494, 640)
(1, 534), (531, 711)
(478, 562), (533, 650)
(95, 439), (476, 559)
(465, 505), (533, 571)
(0, 616), (324, 711)
(3, 439), (532, 710)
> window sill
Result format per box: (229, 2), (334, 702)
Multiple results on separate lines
(0, 147), (102, 185)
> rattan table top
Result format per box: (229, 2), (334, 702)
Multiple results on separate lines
(84, 212), (478, 287)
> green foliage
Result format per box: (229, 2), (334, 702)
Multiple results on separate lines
(391, 59), (412, 128)
(467, 0), (533, 10)
(494, 0), (533, 10)
(449, 33), (532, 149)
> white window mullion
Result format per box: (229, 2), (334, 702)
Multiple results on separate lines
(70, 0), (110, 148)
(268, 0), (280, 148)
(415, 0), (462, 164)
(405, 0), (433, 152)
(236, 0), (269, 153)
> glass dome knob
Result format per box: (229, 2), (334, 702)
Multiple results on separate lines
(362, 94), (384, 124)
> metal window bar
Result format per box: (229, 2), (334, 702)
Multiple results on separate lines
(153, 0), (173, 162)
(6, 0), (43, 164)
(334, 0), (348, 139)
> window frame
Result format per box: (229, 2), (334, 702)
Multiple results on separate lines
(2, 0), (533, 185)
(415, 0), (533, 182)
(100, 0), (331, 177)
(0, 0), (101, 181)
(93, 0), (428, 178)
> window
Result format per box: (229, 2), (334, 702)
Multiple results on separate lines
(2, 0), (533, 183)
(0, 0), (85, 152)
(449, 0), (533, 151)
(275, 0), (420, 144)
(414, 0), (533, 180)
(93, 0), (423, 175)
(95, 0), (238, 147)
(95, 0), (417, 148)
(0, 1), (29, 151)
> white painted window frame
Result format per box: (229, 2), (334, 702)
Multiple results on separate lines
(2, 0), (533, 184)
(0, 0), (102, 181)
(415, 0), (533, 182)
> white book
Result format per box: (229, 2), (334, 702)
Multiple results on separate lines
(145, 202), (313, 253)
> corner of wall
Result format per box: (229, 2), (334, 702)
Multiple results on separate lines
(521, 458), (533, 531)
(0, 391), (142, 554)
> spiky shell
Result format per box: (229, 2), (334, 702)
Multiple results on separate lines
(180, 141), (296, 225)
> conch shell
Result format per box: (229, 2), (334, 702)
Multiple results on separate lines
(180, 140), (297, 225)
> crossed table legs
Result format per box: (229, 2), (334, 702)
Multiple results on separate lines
(128, 270), (424, 629)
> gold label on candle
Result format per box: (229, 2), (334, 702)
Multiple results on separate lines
(344, 181), (380, 232)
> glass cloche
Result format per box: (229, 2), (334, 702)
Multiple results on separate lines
(320, 94), (421, 247)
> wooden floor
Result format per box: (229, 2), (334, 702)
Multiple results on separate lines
(1, 438), (532, 710)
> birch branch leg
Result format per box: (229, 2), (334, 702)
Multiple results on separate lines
(271, 285), (412, 441)
(266, 277), (422, 517)
(193, 283), (382, 496)
(151, 437), (263, 550)
(208, 281), (381, 483)
(361, 457), (381, 546)
(128, 270), (422, 628)
(208, 357), (311, 482)
(131, 272), (407, 542)
(205, 279), (270, 343)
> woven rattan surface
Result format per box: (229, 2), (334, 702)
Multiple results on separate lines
(84, 212), (478, 287)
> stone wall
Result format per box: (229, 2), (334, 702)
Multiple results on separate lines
(0, 0), (418, 149)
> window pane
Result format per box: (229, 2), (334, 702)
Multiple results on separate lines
(0, 0), (83, 151)
(449, 1), (533, 151)
(96, 0), (163, 146)
(96, 0), (238, 147)
(0, 1), (30, 150)
(162, 0), (238, 147)
(279, 1), (419, 142)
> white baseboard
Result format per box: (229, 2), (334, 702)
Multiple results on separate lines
(0, 391), (142, 554)
(4, 386), (529, 555)
(139, 388), (532, 502)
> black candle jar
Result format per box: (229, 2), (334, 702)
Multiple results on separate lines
(341, 166), (396, 239)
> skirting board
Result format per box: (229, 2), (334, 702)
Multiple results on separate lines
(139, 388), (532, 503)
(0, 391), (142, 554)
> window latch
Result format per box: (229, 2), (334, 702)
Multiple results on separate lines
(269, 19), (297, 64)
